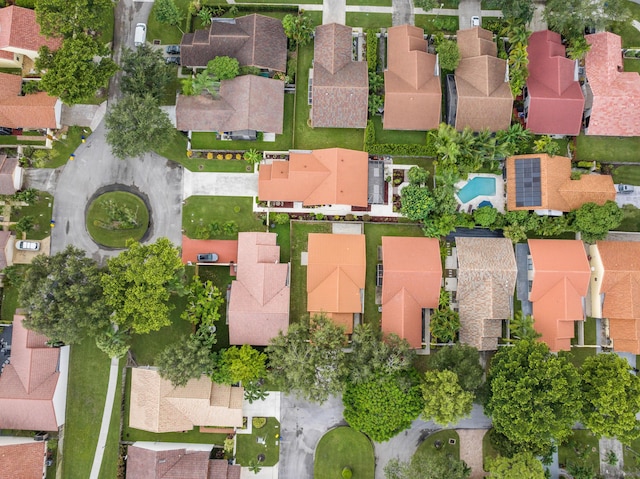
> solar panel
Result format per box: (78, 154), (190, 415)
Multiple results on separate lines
(515, 157), (542, 208)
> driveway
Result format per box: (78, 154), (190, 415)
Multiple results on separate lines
(615, 187), (640, 208)
(182, 170), (258, 199)
(458, 0), (481, 30)
(458, 429), (488, 478)
(392, 0), (414, 26)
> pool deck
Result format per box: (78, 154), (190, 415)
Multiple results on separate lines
(455, 173), (506, 213)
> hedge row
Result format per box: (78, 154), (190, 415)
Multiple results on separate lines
(363, 120), (437, 157)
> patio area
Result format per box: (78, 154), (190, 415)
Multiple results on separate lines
(454, 173), (505, 213)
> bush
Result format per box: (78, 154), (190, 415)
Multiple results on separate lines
(368, 143), (436, 157)
(273, 213), (289, 225)
(342, 467), (353, 479)
(366, 29), (378, 72)
(364, 120), (376, 150)
(252, 417), (267, 429)
(15, 0), (35, 7)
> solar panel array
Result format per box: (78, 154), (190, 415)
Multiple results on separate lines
(515, 157), (542, 207)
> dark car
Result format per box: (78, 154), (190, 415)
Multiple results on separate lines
(166, 45), (180, 54)
(197, 253), (219, 263)
(165, 56), (181, 65)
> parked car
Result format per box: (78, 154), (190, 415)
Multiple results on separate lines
(16, 240), (40, 251)
(197, 253), (219, 263)
(471, 16), (480, 27)
(134, 23), (146, 47)
(166, 45), (180, 54)
(618, 184), (635, 193)
(165, 56), (181, 65)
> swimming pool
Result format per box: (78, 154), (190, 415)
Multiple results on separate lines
(456, 177), (497, 203)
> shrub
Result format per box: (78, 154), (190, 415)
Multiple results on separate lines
(233, 206), (241, 213)
(345, 214), (355, 221)
(342, 467), (353, 479)
(273, 213), (290, 225)
(362, 214), (371, 222)
(315, 213), (325, 220)
(252, 417), (267, 429)
(217, 154), (223, 159)
(366, 29), (378, 72)
(364, 120), (376, 150)
(207, 152), (213, 159)
(225, 153), (233, 160)
(15, 0), (35, 7)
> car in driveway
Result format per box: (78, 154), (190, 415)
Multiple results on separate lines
(16, 240), (40, 251)
(165, 56), (181, 65)
(197, 253), (219, 263)
(166, 45), (180, 54)
(471, 16), (480, 27)
(618, 184), (635, 193)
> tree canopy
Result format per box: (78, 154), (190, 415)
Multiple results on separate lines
(121, 45), (174, 99)
(401, 185), (435, 221)
(282, 13), (314, 47)
(435, 40), (461, 71)
(421, 369), (473, 426)
(428, 344), (484, 395)
(572, 201), (623, 243)
(215, 345), (267, 385)
(20, 246), (109, 344)
(35, 0), (114, 39)
(208, 56), (240, 80)
(385, 454), (470, 479)
(154, 0), (184, 29)
(156, 336), (211, 387)
(493, 0), (535, 24)
(486, 452), (545, 479)
(544, 0), (630, 38)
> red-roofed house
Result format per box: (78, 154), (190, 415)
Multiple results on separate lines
(525, 30), (585, 136)
(0, 73), (61, 130)
(0, 438), (46, 479)
(228, 232), (290, 346)
(0, 315), (70, 431)
(584, 32), (640, 136)
(528, 240), (591, 351)
(380, 237), (441, 348)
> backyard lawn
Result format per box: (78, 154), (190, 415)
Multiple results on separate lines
(345, 12), (393, 28)
(618, 204), (640, 232)
(613, 165), (640, 185)
(182, 196), (266, 239)
(98, 363), (123, 479)
(576, 135), (640, 163)
(624, 436), (640, 475)
(14, 191), (54, 241)
(196, 265), (233, 349)
(372, 116), (428, 145)
(236, 417), (281, 467)
(314, 427), (374, 478)
(414, 429), (461, 460)
(611, 1), (640, 48)
(558, 430), (600, 472)
(559, 346), (597, 368)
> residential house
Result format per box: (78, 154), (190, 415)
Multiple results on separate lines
(447, 27), (512, 132)
(584, 32), (640, 136)
(175, 74), (284, 140)
(0, 154), (22, 194)
(525, 30), (585, 136)
(258, 148), (369, 208)
(0, 437), (46, 479)
(228, 232), (290, 346)
(0, 73), (61, 131)
(310, 23), (368, 129)
(307, 233), (366, 333)
(129, 368), (243, 433)
(455, 237), (517, 350)
(180, 14), (287, 72)
(126, 443), (241, 479)
(0, 314), (70, 431)
(590, 241), (640, 354)
(380, 236), (441, 348)
(383, 24), (441, 130)
(506, 153), (616, 214)
(0, 6), (62, 70)
(527, 239), (591, 351)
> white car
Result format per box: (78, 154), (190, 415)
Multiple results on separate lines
(16, 240), (40, 251)
(471, 16), (480, 27)
(134, 23), (146, 47)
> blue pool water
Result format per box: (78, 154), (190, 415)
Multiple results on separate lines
(456, 177), (497, 203)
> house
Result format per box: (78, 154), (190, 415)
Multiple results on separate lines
(455, 237), (517, 351)
(525, 30), (585, 136)
(447, 27), (512, 132)
(307, 233), (366, 333)
(590, 241), (640, 354)
(126, 443), (241, 479)
(228, 232), (290, 346)
(584, 32), (640, 136)
(380, 236), (441, 348)
(175, 75), (284, 140)
(0, 73), (61, 130)
(0, 314), (70, 431)
(506, 154), (616, 214)
(258, 148), (369, 208)
(129, 368), (243, 433)
(0, 154), (22, 194)
(0, 6), (62, 70)
(310, 23), (368, 129)
(383, 25), (441, 131)
(527, 239), (591, 351)
(180, 14), (286, 72)
(0, 437), (46, 479)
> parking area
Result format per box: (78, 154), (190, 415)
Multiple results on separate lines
(12, 236), (50, 264)
(615, 184), (640, 208)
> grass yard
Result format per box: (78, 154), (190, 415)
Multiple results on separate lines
(98, 362), (123, 479)
(372, 116), (428, 144)
(14, 191), (54, 241)
(392, 157), (436, 172)
(85, 192), (149, 248)
(618, 204), (640, 232)
(582, 317), (597, 345)
(98, 6), (115, 45)
(613, 165), (640, 185)
(558, 430), (600, 472)
(624, 436), (640, 475)
(611, 1), (640, 48)
(414, 429), (461, 461)
(236, 417), (281, 467)
(270, 221), (291, 263)
(559, 346), (597, 368)
(160, 67), (182, 106)
(314, 427), (374, 478)
(482, 429), (499, 471)
(196, 265), (233, 349)
(576, 134), (640, 163)
(625, 58), (640, 74)
(347, 0), (391, 5)
(345, 12), (393, 28)
(0, 265), (27, 320)
(45, 126), (91, 168)
(147, 0), (191, 45)
(182, 196), (266, 239)
(414, 15), (460, 34)
(289, 221), (332, 322)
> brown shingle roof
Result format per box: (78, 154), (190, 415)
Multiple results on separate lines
(228, 232), (290, 346)
(176, 75), (284, 133)
(455, 237), (517, 351)
(506, 154), (616, 212)
(0, 154), (19, 195)
(0, 6), (61, 56)
(180, 14), (286, 71)
(0, 73), (59, 129)
(454, 27), (512, 132)
(258, 148), (369, 207)
(381, 237), (441, 347)
(311, 23), (368, 128)
(129, 368), (243, 433)
(0, 441), (45, 479)
(383, 25), (441, 130)
(307, 233), (366, 333)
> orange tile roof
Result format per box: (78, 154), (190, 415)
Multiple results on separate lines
(528, 239), (591, 351)
(228, 232), (289, 346)
(0, 441), (45, 479)
(258, 148), (369, 207)
(596, 241), (640, 354)
(506, 154), (616, 212)
(0, 6), (61, 55)
(381, 236), (441, 347)
(181, 236), (238, 264)
(307, 233), (366, 333)
(0, 73), (59, 129)
(383, 25), (441, 131)
(585, 32), (640, 136)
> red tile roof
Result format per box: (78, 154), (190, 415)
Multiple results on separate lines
(525, 30), (585, 136)
(181, 236), (238, 264)
(0, 441), (45, 479)
(381, 236), (441, 347)
(0, 6), (61, 55)
(0, 73), (59, 129)
(228, 232), (290, 346)
(258, 148), (369, 207)
(585, 32), (640, 136)
(383, 25), (441, 131)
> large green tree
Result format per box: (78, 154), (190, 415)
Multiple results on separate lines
(282, 13), (314, 47)
(266, 314), (347, 403)
(121, 45), (174, 99)
(20, 246), (109, 344)
(580, 353), (640, 443)
(385, 454), (470, 479)
(421, 369), (473, 426)
(154, 0), (184, 30)
(400, 185), (435, 221)
(571, 200), (623, 243)
(101, 238), (185, 334)
(428, 344), (484, 395)
(105, 94), (175, 159)
(544, 0), (630, 38)
(486, 452), (545, 479)
(435, 40), (460, 71)
(493, 0), (535, 24)
(215, 345), (267, 385)
(207, 56), (240, 81)
(485, 340), (581, 454)
(156, 336), (211, 387)
(35, 0), (114, 39)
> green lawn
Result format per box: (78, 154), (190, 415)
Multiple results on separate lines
(613, 165), (640, 185)
(147, 0), (191, 45)
(289, 221), (332, 322)
(236, 417), (281, 467)
(346, 0), (391, 5)
(414, 15), (460, 34)
(0, 265), (27, 320)
(558, 430), (600, 472)
(624, 58), (640, 74)
(414, 429), (461, 460)
(345, 12), (393, 28)
(98, 361), (123, 479)
(196, 265), (232, 349)
(624, 436), (640, 475)
(182, 196), (266, 239)
(98, 6), (115, 45)
(47, 126), (91, 169)
(582, 317), (597, 345)
(482, 429), (499, 471)
(85, 192), (149, 248)
(372, 116), (429, 144)
(576, 134), (640, 163)
(14, 191), (54, 240)
(271, 221), (291, 262)
(618, 204), (640, 232)
(314, 427), (375, 478)
(558, 346), (597, 368)
(160, 66), (182, 106)
(611, 1), (640, 48)
(46, 439), (58, 479)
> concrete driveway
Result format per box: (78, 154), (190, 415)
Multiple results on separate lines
(615, 187), (640, 208)
(182, 170), (258, 199)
